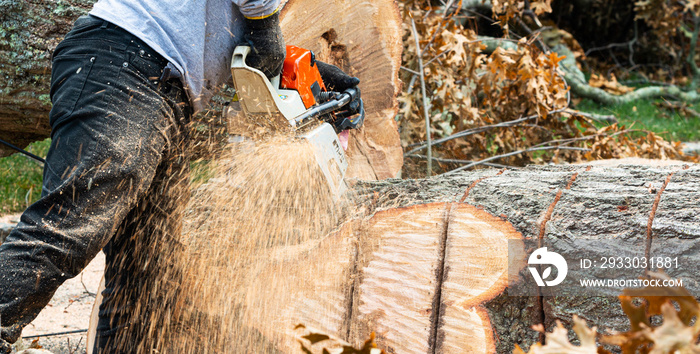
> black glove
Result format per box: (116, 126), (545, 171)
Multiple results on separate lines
(316, 61), (360, 92)
(315, 61), (364, 131)
(243, 12), (286, 78)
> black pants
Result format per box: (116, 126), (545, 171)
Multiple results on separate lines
(0, 16), (191, 353)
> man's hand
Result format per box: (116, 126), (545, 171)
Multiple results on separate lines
(243, 12), (286, 78)
(316, 61), (364, 131)
(316, 61), (360, 92)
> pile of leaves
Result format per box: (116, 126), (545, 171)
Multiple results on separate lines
(397, 0), (696, 177)
(515, 272), (700, 353)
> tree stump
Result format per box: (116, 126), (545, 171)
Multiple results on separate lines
(225, 164), (699, 353)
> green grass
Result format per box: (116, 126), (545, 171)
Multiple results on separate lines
(190, 159), (215, 187)
(575, 98), (700, 142)
(0, 139), (50, 216)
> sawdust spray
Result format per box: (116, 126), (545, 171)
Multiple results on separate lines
(160, 133), (350, 352)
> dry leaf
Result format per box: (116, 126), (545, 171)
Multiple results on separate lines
(515, 316), (601, 354)
(588, 73), (635, 95)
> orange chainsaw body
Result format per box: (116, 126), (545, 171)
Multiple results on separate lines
(280, 45), (326, 109)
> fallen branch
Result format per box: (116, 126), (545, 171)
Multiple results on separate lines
(564, 70), (700, 105)
(442, 146), (590, 174)
(477, 35), (519, 53)
(411, 16), (433, 177)
(405, 154), (517, 169)
(530, 129), (636, 149)
(564, 109), (617, 124)
(554, 43), (700, 105)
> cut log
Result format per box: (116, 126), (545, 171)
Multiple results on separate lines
(81, 164), (698, 352)
(188, 164), (698, 353)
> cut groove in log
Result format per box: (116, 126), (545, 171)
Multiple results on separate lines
(350, 203), (452, 354)
(237, 202), (525, 354)
(538, 171), (580, 240)
(436, 204), (524, 353)
(83, 164), (699, 352)
(645, 170), (676, 260)
(459, 168), (507, 202)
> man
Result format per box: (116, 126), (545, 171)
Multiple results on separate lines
(0, 0), (360, 352)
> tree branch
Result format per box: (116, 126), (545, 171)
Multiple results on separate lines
(404, 114), (539, 155)
(563, 109), (617, 124)
(405, 154), (517, 169)
(411, 17), (433, 177)
(687, 14), (700, 90)
(555, 44), (700, 105)
(442, 146), (590, 175)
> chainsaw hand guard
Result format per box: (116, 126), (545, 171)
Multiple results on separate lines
(293, 88), (365, 132)
(327, 87), (365, 132)
(314, 62), (363, 132)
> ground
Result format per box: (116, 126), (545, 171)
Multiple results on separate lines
(20, 253), (103, 354)
(0, 213), (105, 354)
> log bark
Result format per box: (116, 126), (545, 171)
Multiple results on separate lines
(0, 0), (91, 157)
(212, 164), (699, 353)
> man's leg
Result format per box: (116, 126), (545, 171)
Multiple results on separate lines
(0, 16), (191, 351)
(95, 85), (191, 353)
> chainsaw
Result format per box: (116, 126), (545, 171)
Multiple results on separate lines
(230, 45), (364, 198)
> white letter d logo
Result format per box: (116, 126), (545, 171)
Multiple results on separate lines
(528, 247), (568, 286)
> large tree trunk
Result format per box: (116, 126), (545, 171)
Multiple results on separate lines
(0, 0), (405, 179)
(217, 164), (699, 353)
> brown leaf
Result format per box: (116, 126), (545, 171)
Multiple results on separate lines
(530, 0), (553, 15)
(303, 333), (331, 345)
(588, 73), (634, 95)
(517, 316), (600, 354)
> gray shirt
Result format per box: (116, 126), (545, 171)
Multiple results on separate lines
(89, 0), (281, 113)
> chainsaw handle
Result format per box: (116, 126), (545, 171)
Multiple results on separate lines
(231, 45), (283, 88)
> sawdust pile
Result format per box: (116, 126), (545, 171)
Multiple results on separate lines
(164, 134), (349, 352)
